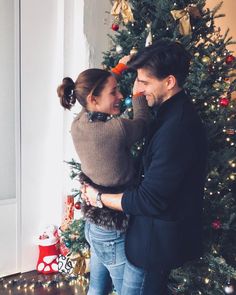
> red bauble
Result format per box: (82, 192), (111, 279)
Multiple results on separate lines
(225, 54), (235, 64)
(74, 202), (81, 210)
(111, 23), (119, 31)
(220, 97), (230, 107)
(211, 219), (222, 230)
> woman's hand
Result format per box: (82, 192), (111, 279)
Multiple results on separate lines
(81, 184), (99, 207)
(132, 78), (144, 97)
(118, 55), (132, 65)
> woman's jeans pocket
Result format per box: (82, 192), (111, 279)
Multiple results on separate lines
(92, 239), (116, 265)
(85, 222), (126, 265)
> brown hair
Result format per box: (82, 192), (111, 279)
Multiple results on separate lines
(57, 69), (112, 110)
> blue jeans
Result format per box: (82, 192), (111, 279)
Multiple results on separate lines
(121, 259), (170, 295)
(85, 221), (127, 295)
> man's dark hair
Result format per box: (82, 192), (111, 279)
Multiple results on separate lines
(128, 39), (191, 87)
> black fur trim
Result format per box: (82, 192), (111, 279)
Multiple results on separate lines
(82, 203), (129, 231)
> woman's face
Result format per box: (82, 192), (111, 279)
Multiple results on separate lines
(95, 76), (123, 115)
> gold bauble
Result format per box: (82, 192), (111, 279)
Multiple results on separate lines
(202, 56), (210, 64)
(213, 82), (220, 90)
(130, 47), (138, 55)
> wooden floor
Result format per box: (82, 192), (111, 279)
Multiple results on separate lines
(0, 271), (89, 295)
(0, 271), (178, 294)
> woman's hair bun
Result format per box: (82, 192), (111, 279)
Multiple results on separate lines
(57, 77), (76, 110)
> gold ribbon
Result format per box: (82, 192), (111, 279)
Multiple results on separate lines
(171, 5), (201, 36)
(70, 252), (90, 275)
(111, 0), (134, 24)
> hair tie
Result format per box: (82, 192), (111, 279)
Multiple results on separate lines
(69, 88), (74, 98)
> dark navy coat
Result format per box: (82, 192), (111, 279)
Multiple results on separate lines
(122, 90), (207, 270)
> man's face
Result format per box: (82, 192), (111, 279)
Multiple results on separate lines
(136, 68), (169, 107)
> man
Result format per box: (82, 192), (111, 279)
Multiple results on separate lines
(83, 40), (207, 295)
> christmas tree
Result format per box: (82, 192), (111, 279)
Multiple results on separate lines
(101, 0), (236, 294)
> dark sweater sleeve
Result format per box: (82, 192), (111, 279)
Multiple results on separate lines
(118, 96), (151, 147)
(121, 123), (194, 217)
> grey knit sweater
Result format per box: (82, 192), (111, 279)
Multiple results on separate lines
(71, 96), (150, 187)
(70, 96), (150, 230)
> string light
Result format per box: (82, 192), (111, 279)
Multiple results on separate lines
(205, 278), (210, 284)
(1, 274), (89, 294)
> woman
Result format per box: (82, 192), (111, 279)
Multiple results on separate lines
(57, 58), (150, 295)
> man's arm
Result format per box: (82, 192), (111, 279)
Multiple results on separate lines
(84, 123), (193, 216)
(82, 185), (123, 211)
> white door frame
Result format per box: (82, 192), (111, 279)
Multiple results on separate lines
(0, 0), (21, 277)
(15, 0), (21, 275)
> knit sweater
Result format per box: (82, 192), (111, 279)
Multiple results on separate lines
(71, 96), (150, 187)
(70, 96), (150, 230)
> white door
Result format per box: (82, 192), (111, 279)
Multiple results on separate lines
(0, 0), (20, 277)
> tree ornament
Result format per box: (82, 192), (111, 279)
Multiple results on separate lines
(225, 54), (235, 64)
(124, 96), (132, 107)
(130, 47), (138, 55)
(213, 82), (220, 90)
(145, 22), (152, 47)
(211, 219), (222, 230)
(111, 0), (134, 25)
(226, 129), (235, 135)
(65, 240), (72, 248)
(74, 202), (81, 210)
(224, 282), (235, 294)
(116, 44), (123, 54)
(111, 22), (119, 31)
(171, 4), (201, 36)
(220, 97), (230, 107)
(202, 56), (210, 64)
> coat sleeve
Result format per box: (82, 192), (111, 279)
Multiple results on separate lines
(121, 123), (194, 217)
(118, 96), (151, 147)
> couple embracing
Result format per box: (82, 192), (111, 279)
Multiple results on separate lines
(57, 39), (207, 295)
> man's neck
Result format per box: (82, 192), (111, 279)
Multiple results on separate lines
(163, 86), (183, 103)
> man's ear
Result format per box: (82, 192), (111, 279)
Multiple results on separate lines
(166, 75), (176, 90)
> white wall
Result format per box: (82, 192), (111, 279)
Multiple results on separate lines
(0, 0), (111, 274)
(20, 0), (65, 271)
(20, 0), (89, 272)
(84, 0), (112, 67)
(206, 0), (236, 53)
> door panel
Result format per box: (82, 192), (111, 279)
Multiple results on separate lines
(0, 0), (20, 277)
